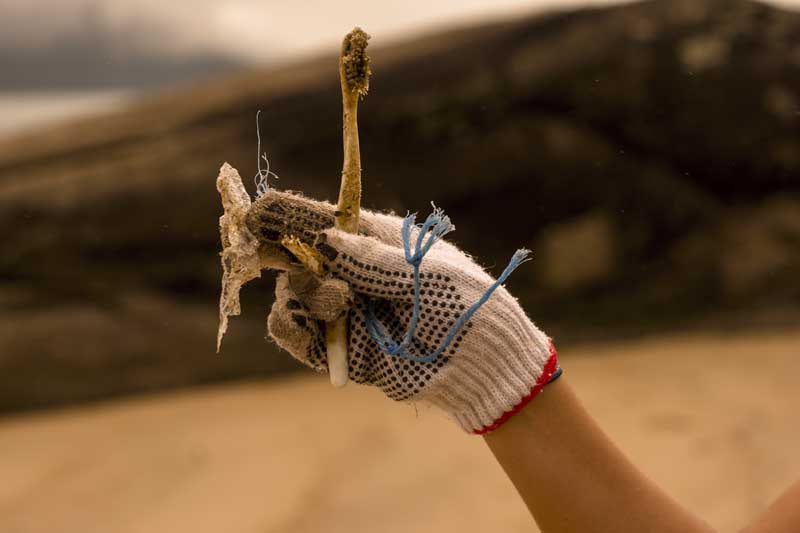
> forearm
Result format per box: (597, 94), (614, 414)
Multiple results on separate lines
(741, 480), (800, 533)
(484, 378), (715, 533)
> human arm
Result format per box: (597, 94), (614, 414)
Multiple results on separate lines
(236, 189), (722, 531)
(485, 378), (715, 533)
(739, 480), (800, 533)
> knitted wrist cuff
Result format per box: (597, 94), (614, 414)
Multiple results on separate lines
(429, 341), (559, 434)
(473, 344), (559, 434)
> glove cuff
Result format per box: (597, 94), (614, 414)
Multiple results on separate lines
(425, 340), (560, 434)
(472, 342), (559, 434)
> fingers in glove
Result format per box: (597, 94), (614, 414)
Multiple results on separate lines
(268, 272), (327, 370)
(245, 189), (409, 250)
(286, 270), (353, 322)
(315, 228), (463, 304)
(246, 190), (336, 248)
(245, 190), (482, 281)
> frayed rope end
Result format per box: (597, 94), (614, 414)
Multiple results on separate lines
(509, 248), (533, 269)
(365, 206), (534, 364)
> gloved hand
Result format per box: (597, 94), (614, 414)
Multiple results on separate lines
(248, 190), (561, 434)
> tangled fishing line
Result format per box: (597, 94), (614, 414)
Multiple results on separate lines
(254, 110), (280, 199)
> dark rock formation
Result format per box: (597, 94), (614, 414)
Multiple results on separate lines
(1, 0), (798, 411)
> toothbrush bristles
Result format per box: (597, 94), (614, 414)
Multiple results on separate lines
(343, 28), (371, 97)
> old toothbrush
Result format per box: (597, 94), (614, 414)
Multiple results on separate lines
(327, 27), (371, 388)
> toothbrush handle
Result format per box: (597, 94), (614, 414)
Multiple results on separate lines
(326, 318), (349, 388)
(329, 28), (370, 388)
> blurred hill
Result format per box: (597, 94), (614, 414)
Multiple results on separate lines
(1, 0), (799, 412)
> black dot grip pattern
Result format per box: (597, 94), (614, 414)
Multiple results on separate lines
(271, 237), (475, 402)
(259, 190), (555, 432)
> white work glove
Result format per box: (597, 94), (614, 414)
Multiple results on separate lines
(249, 190), (561, 434)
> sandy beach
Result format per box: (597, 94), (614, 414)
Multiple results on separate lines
(0, 329), (797, 533)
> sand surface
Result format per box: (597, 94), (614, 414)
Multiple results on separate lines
(1, 330), (798, 533)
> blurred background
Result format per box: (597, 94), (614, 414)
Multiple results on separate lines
(0, 0), (799, 531)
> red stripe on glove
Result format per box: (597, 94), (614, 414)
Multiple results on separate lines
(474, 342), (559, 435)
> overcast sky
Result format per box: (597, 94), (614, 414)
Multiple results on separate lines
(2, 0), (799, 64)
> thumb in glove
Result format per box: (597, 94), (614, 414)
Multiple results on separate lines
(267, 270), (352, 372)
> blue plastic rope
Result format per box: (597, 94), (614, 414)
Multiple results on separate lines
(363, 206), (532, 363)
